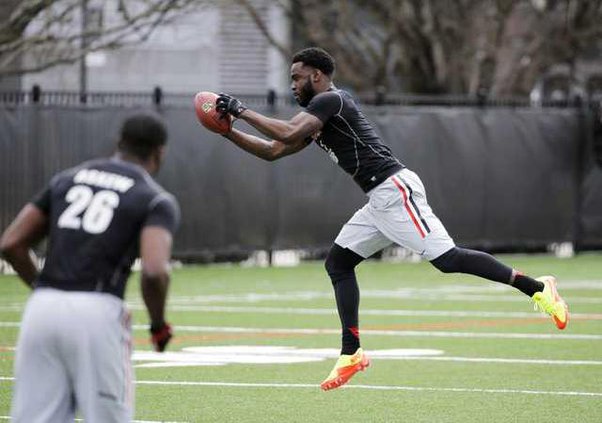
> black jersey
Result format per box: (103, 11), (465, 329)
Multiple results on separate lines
(305, 89), (404, 192)
(31, 157), (180, 299)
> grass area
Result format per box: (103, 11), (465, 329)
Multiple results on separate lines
(1, 254), (601, 422)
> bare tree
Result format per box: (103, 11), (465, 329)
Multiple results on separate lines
(0, 0), (205, 77)
(2, 0), (600, 95)
(245, 0), (602, 95)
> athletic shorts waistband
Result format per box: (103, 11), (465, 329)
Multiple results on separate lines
(34, 280), (125, 300)
(361, 164), (405, 193)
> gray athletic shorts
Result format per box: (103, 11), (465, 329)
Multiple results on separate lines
(335, 168), (455, 260)
(11, 288), (133, 423)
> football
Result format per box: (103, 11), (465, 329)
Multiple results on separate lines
(193, 91), (232, 135)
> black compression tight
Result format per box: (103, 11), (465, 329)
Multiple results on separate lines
(430, 247), (544, 296)
(325, 244), (364, 355)
(324, 245), (544, 356)
(430, 247), (513, 283)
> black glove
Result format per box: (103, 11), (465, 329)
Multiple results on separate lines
(150, 321), (172, 352)
(216, 93), (247, 118)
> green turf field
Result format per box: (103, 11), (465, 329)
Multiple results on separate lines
(1, 254), (601, 422)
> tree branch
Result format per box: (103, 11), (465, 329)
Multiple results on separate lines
(0, 0), (202, 76)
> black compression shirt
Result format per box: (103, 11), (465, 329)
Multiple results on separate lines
(31, 157), (180, 299)
(305, 89), (404, 192)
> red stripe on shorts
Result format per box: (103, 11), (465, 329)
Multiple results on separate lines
(122, 310), (133, 408)
(390, 176), (426, 238)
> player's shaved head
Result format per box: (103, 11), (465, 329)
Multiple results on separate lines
(118, 113), (167, 160)
(292, 47), (335, 77)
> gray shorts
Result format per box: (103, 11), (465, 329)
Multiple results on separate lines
(335, 168), (455, 260)
(11, 288), (133, 423)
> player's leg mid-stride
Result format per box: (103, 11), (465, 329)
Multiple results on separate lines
(532, 276), (569, 330)
(320, 348), (370, 391)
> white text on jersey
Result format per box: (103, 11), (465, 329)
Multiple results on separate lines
(74, 169), (135, 193)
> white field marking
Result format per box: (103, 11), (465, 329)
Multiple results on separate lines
(2, 284), (602, 311)
(2, 344), (599, 368)
(1, 376), (600, 398)
(133, 346), (445, 368)
(132, 345), (444, 368)
(136, 287), (602, 305)
(552, 280), (602, 289)
(165, 279), (602, 297)
(121, 304), (602, 320)
(133, 346), (602, 368)
(400, 357), (602, 365)
(135, 381), (602, 397)
(0, 418), (188, 423)
(6, 302), (602, 319)
(150, 325), (602, 340)
(418, 294), (602, 304)
(1, 321), (602, 340)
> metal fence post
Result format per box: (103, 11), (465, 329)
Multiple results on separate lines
(153, 86), (163, 107)
(573, 96), (588, 253)
(267, 89), (276, 114)
(32, 85), (41, 104)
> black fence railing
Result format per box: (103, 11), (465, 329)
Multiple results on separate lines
(0, 88), (287, 107)
(0, 86), (600, 109)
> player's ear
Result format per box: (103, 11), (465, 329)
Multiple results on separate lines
(150, 146), (166, 174)
(312, 70), (321, 83)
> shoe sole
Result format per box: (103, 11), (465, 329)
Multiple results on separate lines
(547, 278), (569, 330)
(320, 356), (371, 391)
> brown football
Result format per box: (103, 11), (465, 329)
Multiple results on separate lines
(193, 91), (232, 135)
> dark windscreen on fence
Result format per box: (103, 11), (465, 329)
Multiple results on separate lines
(0, 103), (599, 257)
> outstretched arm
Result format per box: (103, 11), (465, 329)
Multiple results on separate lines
(239, 110), (322, 144)
(223, 128), (311, 161)
(216, 94), (323, 144)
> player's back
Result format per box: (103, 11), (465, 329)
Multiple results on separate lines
(34, 157), (178, 299)
(306, 89), (403, 192)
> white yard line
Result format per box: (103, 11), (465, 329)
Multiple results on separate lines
(2, 321), (601, 340)
(0, 417), (187, 423)
(144, 289), (602, 305)
(147, 325), (602, 340)
(121, 304), (602, 320)
(3, 287), (601, 311)
(1, 349), (601, 366)
(372, 356), (602, 365)
(136, 381), (602, 397)
(1, 376), (597, 397)
(3, 303), (602, 320)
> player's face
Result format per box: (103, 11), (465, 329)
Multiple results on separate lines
(290, 62), (316, 107)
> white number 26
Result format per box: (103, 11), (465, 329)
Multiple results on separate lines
(58, 185), (119, 234)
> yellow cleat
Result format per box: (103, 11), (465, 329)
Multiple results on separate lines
(320, 348), (370, 391)
(532, 276), (569, 330)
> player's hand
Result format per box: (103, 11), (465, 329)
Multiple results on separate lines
(150, 321), (172, 352)
(216, 93), (247, 118)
